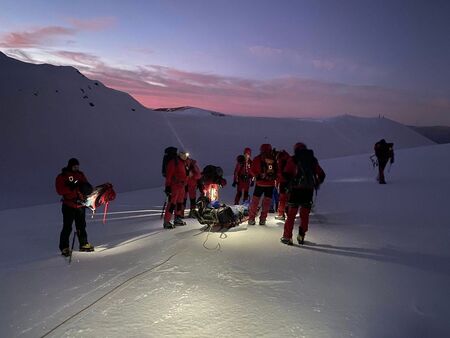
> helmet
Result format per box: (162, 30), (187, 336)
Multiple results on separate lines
(260, 144), (272, 154)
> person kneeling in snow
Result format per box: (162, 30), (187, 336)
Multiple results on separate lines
(163, 151), (189, 228)
(281, 143), (325, 245)
(55, 158), (94, 256)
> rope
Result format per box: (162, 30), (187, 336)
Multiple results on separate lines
(40, 252), (178, 338)
(202, 224), (222, 251)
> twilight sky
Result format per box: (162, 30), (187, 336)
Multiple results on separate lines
(1, 0), (449, 125)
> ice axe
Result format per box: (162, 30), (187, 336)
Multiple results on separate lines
(68, 230), (78, 264)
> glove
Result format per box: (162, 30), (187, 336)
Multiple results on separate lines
(164, 186), (171, 196)
(390, 158), (394, 164)
(250, 180), (255, 187)
(232, 181), (237, 187)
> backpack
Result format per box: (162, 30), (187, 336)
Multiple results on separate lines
(261, 156), (277, 180)
(291, 149), (317, 190)
(162, 147), (178, 177)
(202, 165), (224, 183)
(83, 183), (116, 211)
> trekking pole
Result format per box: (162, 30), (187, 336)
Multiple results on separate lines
(369, 155), (378, 169)
(160, 196), (168, 219)
(68, 230), (77, 264)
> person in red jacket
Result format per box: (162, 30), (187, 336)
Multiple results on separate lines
(163, 151), (189, 228)
(184, 156), (202, 218)
(248, 144), (278, 225)
(280, 143), (325, 245)
(55, 158), (94, 256)
(232, 147), (253, 205)
(275, 150), (291, 221)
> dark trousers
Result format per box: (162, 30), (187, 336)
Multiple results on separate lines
(378, 158), (388, 183)
(59, 204), (88, 251)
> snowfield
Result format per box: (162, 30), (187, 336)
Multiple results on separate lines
(1, 144), (449, 338)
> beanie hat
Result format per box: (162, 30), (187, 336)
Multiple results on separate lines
(67, 158), (79, 168)
(244, 147), (252, 155)
(294, 142), (307, 151)
(260, 144), (272, 154)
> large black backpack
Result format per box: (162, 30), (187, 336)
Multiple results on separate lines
(202, 165), (224, 183)
(162, 147), (178, 177)
(292, 149), (317, 190)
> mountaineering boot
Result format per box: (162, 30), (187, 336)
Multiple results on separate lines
(259, 219), (266, 225)
(280, 237), (293, 245)
(297, 228), (305, 245)
(248, 219), (256, 225)
(174, 217), (186, 226)
(79, 243), (94, 252)
(61, 248), (71, 257)
(163, 221), (175, 229)
(275, 215), (285, 221)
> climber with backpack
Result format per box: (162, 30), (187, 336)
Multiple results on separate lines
(184, 155), (202, 218)
(232, 147), (253, 205)
(280, 143), (325, 245)
(199, 164), (227, 201)
(247, 143), (278, 225)
(163, 150), (189, 228)
(374, 139), (394, 184)
(275, 149), (291, 221)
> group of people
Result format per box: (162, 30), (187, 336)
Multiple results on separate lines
(55, 138), (394, 256)
(162, 142), (326, 245)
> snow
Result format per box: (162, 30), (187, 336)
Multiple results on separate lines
(1, 52), (449, 337)
(0, 52), (434, 210)
(1, 143), (450, 337)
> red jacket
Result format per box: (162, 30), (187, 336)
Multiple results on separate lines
(186, 158), (201, 184)
(250, 154), (277, 187)
(276, 150), (291, 185)
(165, 157), (188, 187)
(234, 159), (253, 183)
(55, 168), (89, 208)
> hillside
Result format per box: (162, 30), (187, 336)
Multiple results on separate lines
(0, 53), (434, 209)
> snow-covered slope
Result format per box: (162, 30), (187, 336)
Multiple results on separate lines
(0, 52), (434, 209)
(0, 144), (449, 337)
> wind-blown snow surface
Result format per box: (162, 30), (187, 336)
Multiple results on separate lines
(0, 52), (433, 209)
(1, 144), (449, 337)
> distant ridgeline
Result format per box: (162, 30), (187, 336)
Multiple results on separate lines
(153, 106), (227, 117)
(409, 126), (450, 144)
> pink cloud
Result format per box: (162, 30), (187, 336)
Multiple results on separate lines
(312, 59), (336, 71)
(6, 49), (449, 125)
(248, 45), (284, 57)
(67, 17), (116, 31)
(54, 50), (102, 66)
(0, 26), (75, 48)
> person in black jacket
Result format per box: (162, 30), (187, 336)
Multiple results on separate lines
(374, 139), (394, 184)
